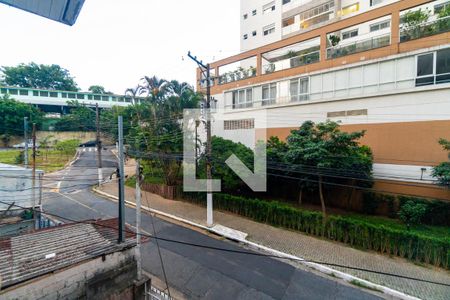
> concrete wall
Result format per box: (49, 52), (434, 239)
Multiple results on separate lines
(0, 248), (146, 300)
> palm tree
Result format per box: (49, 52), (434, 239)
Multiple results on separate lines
(140, 76), (170, 101)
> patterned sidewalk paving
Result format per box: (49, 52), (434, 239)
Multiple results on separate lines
(98, 179), (450, 300)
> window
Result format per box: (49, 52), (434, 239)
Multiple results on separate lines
(232, 88), (253, 109)
(370, 20), (390, 32)
(49, 92), (58, 98)
(33, 91), (39, 96)
(263, 2), (275, 14)
(68, 93), (76, 98)
(290, 77), (309, 102)
(102, 96), (109, 101)
(282, 17), (295, 27)
(370, 0), (384, 6)
(94, 95), (101, 100)
(19, 90), (28, 96)
(263, 24), (275, 36)
(262, 83), (277, 106)
(77, 94), (85, 99)
(342, 29), (358, 40)
(341, 3), (360, 16)
(61, 93), (67, 98)
(299, 1), (335, 29)
(9, 89), (18, 95)
(39, 91), (48, 97)
(243, 14), (248, 20)
(436, 48), (450, 84)
(243, 34), (248, 40)
(88, 95), (93, 100)
(283, 0), (291, 4)
(252, 30), (257, 36)
(0, 88), (7, 94)
(415, 49), (450, 86)
(252, 9), (257, 16)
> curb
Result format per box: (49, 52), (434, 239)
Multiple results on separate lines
(92, 187), (420, 300)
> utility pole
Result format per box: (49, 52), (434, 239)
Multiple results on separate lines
(32, 123), (37, 228)
(135, 159), (142, 281)
(24, 117), (28, 167)
(188, 51), (214, 226)
(118, 116), (125, 243)
(96, 103), (103, 186)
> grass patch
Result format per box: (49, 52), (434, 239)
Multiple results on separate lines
(0, 149), (76, 173)
(349, 280), (383, 293)
(125, 175), (165, 188)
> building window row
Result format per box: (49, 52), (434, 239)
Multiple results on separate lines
(232, 88), (253, 109)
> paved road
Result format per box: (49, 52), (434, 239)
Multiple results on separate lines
(42, 147), (383, 300)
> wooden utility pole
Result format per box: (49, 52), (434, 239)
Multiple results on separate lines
(24, 117), (28, 167)
(32, 123), (37, 228)
(118, 116), (125, 243)
(96, 103), (103, 186)
(135, 159), (142, 281)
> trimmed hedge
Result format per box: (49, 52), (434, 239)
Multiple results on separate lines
(182, 193), (450, 269)
(363, 192), (450, 226)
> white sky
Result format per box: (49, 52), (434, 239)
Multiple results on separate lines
(0, 0), (240, 94)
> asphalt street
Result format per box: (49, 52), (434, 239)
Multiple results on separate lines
(41, 147), (383, 300)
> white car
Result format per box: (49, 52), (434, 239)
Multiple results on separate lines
(12, 140), (40, 149)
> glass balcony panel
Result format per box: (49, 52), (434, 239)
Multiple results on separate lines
(326, 33), (391, 59)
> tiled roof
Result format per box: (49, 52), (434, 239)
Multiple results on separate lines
(0, 219), (136, 289)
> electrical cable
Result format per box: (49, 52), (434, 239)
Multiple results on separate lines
(0, 199), (448, 288)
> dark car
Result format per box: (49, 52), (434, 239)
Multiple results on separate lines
(79, 140), (97, 147)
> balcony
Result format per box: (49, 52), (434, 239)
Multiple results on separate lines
(262, 37), (321, 74)
(326, 33), (391, 59)
(400, 15), (450, 42)
(217, 56), (257, 85)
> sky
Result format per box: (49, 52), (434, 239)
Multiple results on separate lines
(0, 0), (240, 94)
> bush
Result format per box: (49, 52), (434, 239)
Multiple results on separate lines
(55, 139), (80, 156)
(15, 151), (24, 164)
(362, 193), (450, 226)
(398, 201), (428, 230)
(182, 192), (450, 269)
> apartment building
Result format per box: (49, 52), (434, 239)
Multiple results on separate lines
(241, 0), (400, 51)
(200, 0), (450, 200)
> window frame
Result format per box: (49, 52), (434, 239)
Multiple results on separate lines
(262, 83), (277, 106)
(290, 77), (310, 102)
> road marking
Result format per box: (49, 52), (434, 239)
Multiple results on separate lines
(55, 192), (107, 215)
(89, 148), (92, 152)
(83, 148), (86, 152)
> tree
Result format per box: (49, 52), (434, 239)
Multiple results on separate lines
(398, 200), (428, 230)
(284, 120), (373, 220)
(1, 63), (79, 91)
(88, 85), (107, 94)
(198, 136), (254, 191)
(54, 100), (96, 131)
(432, 138), (450, 188)
(0, 94), (44, 135)
(122, 78), (202, 186)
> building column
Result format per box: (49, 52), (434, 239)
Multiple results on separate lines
(256, 53), (262, 76)
(390, 9), (401, 54)
(320, 33), (328, 63)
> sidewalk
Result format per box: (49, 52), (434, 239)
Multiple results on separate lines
(98, 181), (450, 300)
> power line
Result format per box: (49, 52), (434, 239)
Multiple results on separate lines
(0, 199), (448, 288)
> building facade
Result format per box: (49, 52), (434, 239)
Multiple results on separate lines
(201, 0), (450, 200)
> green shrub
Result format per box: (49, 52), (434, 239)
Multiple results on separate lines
(15, 150), (24, 164)
(398, 201), (428, 230)
(182, 192), (450, 269)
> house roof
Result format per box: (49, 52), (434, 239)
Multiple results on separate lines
(0, 219), (137, 289)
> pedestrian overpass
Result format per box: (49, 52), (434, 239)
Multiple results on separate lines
(0, 86), (141, 113)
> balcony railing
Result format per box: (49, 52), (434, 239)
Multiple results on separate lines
(226, 95), (311, 110)
(400, 15), (450, 43)
(326, 33), (391, 59)
(263, 50), (320, 74)
(218, 67), (257, 85)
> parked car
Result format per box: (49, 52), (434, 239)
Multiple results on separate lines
(12, 140), (40, 149)
(79, 140), (97, 147)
